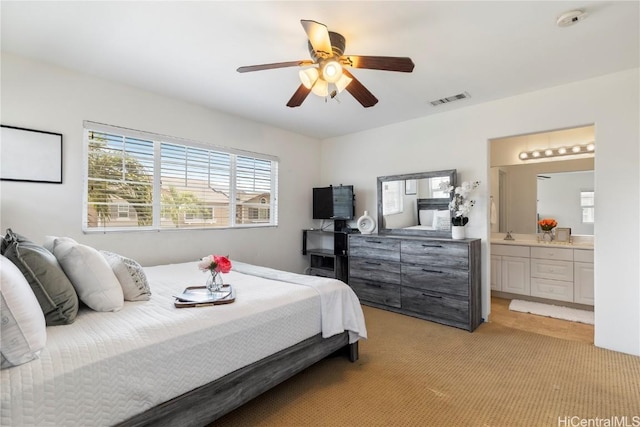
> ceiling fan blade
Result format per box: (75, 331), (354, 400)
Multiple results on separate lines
(342, 69), (378, 108)
(286, 84), (312, 108)
(301, 19), (332, 58)
(237, 60), (314, 73)
(340, 55), (415, 73)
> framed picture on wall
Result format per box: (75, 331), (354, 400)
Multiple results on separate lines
(405, 179), (417, 195)
(555, 227), (571, 243)
(0, 125), (63, 184)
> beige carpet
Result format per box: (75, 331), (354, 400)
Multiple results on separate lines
(213, 306), (640, 427)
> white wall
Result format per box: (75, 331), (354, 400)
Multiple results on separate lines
(0, 53), (320, 273)
(320, 69), (640, 356)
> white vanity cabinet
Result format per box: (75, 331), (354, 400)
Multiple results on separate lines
(530, 247), (574, 302)
(491, 245), (530, 296)
(491, 243), (594, 306)
(574, 249), (594, 305)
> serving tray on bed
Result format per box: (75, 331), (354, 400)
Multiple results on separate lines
(174, 285), (235, 308)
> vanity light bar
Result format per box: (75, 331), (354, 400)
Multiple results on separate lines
(519, 142), (595, 160)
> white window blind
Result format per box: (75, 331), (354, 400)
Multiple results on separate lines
(86, 130), (154, 229)
(84, 122), (278, 232)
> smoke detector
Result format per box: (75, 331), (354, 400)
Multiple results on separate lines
(556, 9), (588, 27)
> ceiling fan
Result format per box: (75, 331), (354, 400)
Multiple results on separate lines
(236, 19), (415, 108)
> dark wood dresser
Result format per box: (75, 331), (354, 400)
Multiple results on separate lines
(349, 234), (482, 331)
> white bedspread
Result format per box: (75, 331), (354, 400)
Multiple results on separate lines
(0, 261), (367, 427)
(232, 261), (367, 343)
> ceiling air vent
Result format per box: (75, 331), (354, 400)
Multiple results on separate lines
(430, 92), (470, 107)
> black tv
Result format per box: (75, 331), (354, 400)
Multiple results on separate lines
(313, 185), (355, 220)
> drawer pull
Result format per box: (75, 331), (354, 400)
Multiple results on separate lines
(421, 244), (443, 248)
(422, 268), (443, 274)
(421, 292), (443, 299)
(365, 261), (382, 266)
(365, 240), (383, 244)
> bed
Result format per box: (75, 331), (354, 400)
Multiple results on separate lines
(1, 258), (367, 427)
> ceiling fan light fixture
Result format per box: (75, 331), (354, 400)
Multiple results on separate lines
(321, 60), (343, 83)
(311, 78), (329, 97)
(299, 67), (319, 89)
(334, 74), (353, 93)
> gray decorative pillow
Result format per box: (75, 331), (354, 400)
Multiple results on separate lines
(101, 251), (151, 301)
(1, 229), (78, 325)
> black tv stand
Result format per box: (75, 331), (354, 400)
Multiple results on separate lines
(302, 227), (350, 283)
(333, 219), (348, 232)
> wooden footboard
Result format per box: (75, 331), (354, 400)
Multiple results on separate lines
(118, 332), (357, 427)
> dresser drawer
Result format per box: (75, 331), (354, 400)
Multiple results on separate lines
(401, 264), (469, 297)
(531, 277), (574, 302)
(349, 236), (400, 262)
(401, 287), (469, 325)
(350, 278), (401, 308)
(400, 240), (469, 269)
(530, 246), (573, 261)
(350, 258), (401, 285)
(531, 259), (573, 282)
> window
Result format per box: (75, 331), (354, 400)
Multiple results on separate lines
(580, 190), (594, 224)
(382, 181), (403, 215)
(428, 176), (450, 198)
(117, 204), (130, 219)
(84, 122), (278, 232)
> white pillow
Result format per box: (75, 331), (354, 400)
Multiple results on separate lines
(53, 240), (124, 312)
(418, 209), (436, 226)
(0, 255), (47, 369)
(42, 235), (76, 252)
(433, 210), (452, 231)
(101, 251), (151, 301)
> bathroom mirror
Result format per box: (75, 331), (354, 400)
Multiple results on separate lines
(490, 125), (595, 236)
(377, 169), (456, 237)
(537, 171), (594, 235)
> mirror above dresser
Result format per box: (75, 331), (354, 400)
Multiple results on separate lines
(377, 169), (457, 238)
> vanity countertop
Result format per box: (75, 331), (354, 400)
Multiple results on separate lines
(490, 234), (594, 250)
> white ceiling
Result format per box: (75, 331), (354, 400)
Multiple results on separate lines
(1, 1), (638, 140)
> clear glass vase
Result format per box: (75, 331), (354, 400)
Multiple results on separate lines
(206, 272), (224, 293)
(542, 230), (554, 243)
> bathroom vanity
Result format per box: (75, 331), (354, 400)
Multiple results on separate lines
(490, 235), (594, 307)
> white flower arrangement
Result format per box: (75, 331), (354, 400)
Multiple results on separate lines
(441, 180), (481, 226)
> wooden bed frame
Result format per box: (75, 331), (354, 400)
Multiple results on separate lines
(118, 332), (358, 427)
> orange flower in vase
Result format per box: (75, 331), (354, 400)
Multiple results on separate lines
(538, 218), (558, 231)
(538, 218), (558, 242)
